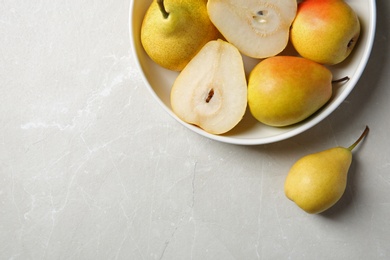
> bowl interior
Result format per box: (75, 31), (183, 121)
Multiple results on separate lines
(130, 0), (376, 145)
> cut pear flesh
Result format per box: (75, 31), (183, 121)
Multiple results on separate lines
(207, 0), (297, 58)
(170, 40), (247, 135)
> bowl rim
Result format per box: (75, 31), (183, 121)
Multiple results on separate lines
(129, 0), (377, 145)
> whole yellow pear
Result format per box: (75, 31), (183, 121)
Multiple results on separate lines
(141, 0), (219, 71)
(285, 147), (351, 214)
(247, 56), (332, 127)
(290, 0), (360, 65)
(284, 126), (369, 214)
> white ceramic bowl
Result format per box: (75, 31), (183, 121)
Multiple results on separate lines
(129, 0), (376, 145)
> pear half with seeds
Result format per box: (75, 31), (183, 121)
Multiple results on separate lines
(207, 0), (297, 58)
(170, 40), (247, 135)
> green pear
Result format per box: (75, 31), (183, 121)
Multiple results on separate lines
(141, 0), (219, 71)
(290, 0), (360, 65)
(170, 40), (247, 135)
(247, 56), (333, 127)
(207, 0), (297, 58)
(285, 126), (369, 214)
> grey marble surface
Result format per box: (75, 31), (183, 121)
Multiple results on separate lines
(1, 1), (389, 259)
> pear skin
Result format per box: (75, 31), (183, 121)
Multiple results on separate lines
(285, 147), (351, 214)
(284, 126), (369, 214)
(290, 0), (360, 65)
(248, 56), (333, 127)
(141, 0), (219, 71)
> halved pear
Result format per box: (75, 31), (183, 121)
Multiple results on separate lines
(207, 0), (297, 58)
(170, 40), (247, 135)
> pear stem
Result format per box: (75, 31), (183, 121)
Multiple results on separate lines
(157, 0), (169, 19)
(348, 125), (369, 151)
(332, 76), (350, 84)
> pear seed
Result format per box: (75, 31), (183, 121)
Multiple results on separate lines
(253, 10), (268, 23)
(205, 89), (214, 103)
